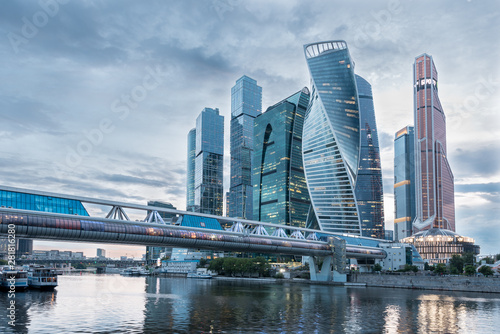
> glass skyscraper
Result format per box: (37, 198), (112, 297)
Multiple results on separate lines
(193, 108), (224, 216)
(413, 54), (455, 232)
(253, 88), (311, 228)
(186, 128), (196, 211)
(354, 75), (385, 239)
(302, 41), (362, 234)
(227, 76), (262, 219)
(394, 126), (416, 240)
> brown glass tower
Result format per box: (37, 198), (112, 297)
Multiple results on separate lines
(413, 54), (455, 232)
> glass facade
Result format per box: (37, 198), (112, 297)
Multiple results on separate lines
(302, 41), (361, 234)
(0, 189), (89, 257)
(394, 126), (416, 241)
(253, 88), (311, 228)
(354, 75), (385, 239)
(186, 128), (196, 211)
(227, 76), (262, 219)
(194, 108), (224, 216)
(145, 201), (176, 264)
(413, 54), (455, 232)
(401, 228), (480, 265)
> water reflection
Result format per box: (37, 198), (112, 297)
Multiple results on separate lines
(1, 275), (500, 333)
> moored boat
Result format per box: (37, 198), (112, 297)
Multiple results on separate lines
(0, 266), (29, 291)
(27, 266), (58, 290)
(187, 271), (213, 279)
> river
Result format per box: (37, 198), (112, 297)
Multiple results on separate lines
(1, 274), (499, 333)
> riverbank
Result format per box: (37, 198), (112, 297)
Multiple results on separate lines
(351, 273), (500, 293)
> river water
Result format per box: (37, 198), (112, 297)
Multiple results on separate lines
(1, 274), (499, 333)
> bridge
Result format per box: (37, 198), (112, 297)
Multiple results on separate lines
(0, 185), (387, 282)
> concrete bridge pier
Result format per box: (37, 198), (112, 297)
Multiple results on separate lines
(306, 236), (347, 283)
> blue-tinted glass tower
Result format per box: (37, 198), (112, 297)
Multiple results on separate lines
(394, 126), (416, 240)
(186, 128), (196, 211)
(227, 76), (262, 219)
(253, 88), (311, 227)
(354, 75), (385, 239)
(302, 41), (361, 234)
(194, 108), (224, 216)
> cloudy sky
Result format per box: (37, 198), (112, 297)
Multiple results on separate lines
(0, 0), (499, 257)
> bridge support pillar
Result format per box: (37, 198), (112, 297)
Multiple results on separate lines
(307, 255), (333, 281)
(306, 236), (347, 282)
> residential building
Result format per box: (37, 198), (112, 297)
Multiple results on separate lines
(413, 54), (455, 232)
(253, 88), (311, 227)
(354, 75), (385, 238)
(192, 108), (224, 216)
(97, 248), (106, 259)
(227, 75), (262, 219)
(394, 126), (416, 240)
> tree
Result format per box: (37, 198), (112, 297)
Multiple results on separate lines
(373, 263), (382, 272)
(424, 262), (432, 271)
(0, 259), (7, 265)
(464, 265), (476, 276)
(208, 258), (224, 274)
(434, 263), (447, 275)
(197, 258), (208, 268)
(462, 252), (475, 266)
(496, 254), (500, 261)
(411, 265), (419, 273)
(483, 257), (495, 265)
(478, 265), (494, 277)
(449, 254), (464, 274)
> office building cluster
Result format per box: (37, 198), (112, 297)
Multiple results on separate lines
(186, 40), (385, 239)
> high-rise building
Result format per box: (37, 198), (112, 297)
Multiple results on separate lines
(145, 201), (177, 264)
(413, 54), (455, 232)
(354, 75), (385, 239)
(97, 248), (106, 258)
(186, 128), (196, 211)
(193, 108), (224, 216)
(227, 75), (262, 219)
(394, 126), (416, 240)
(302, 40), (362, 234)
(253, 88), (311, 227)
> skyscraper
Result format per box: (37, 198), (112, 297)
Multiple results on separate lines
(253, 88), (311, 227)
(186, 128), (196, 211)
(194, 108), (224, 216)
(227, 75), (262, 219)
(394, 126), (416, 240)
(413, 54), (455, 232)
(302, 40), (362, 234)
(354, 75), (385, 239)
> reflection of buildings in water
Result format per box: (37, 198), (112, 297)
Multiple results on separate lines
(0, 289), (57, 333)
(416, 294), (459, 333)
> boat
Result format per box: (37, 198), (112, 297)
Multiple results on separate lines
(187, 271), (213, 279)
(120, 267), (150, 276)
(27, 266), (58, 290)
(0, 266), (29, 291)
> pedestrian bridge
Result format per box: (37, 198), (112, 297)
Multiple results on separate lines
(0, 185), (387, 281)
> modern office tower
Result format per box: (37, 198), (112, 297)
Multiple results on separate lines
(253, 88), (311, 227)
(193, 108), (224, 216)
(413, 54), (455, 232)
(394, 126), (416, 240)
(186, 128), (196, 211)
(227, 76), (262, 219)
(354, 75), (385, 239)
(145, 201), (176, 264)
(302, 40), (362, 234)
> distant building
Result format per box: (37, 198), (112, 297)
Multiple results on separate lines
(0, 187), (89, 259)
(394, 126), (416, 240)
(190, 108), (224, 216)
(413, 54), (455, 232)
(227, 75), (262, 220)
(97, 248), (106, 259)
(186, 128), (196, 212)
(252, 88), (310, 227)
(145, 201), (176, 265)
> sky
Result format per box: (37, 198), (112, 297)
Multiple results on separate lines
(0, 0), (499, 258)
